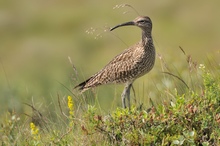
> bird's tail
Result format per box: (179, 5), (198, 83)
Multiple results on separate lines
(74, 78), (91, 92)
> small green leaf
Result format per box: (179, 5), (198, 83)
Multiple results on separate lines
(189, 131), (194, 137)
(172, 140), (179, 145)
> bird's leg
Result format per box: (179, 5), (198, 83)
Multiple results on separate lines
(127, 83), (132, 109)
(121, 83), (132, 109)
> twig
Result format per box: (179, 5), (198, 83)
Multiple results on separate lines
(179, 46), (186, 55)
(57, 93), (69, 119)
(23, 102), (49, 132)
(162, 72), (189, 89)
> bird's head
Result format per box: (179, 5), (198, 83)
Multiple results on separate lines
(110, 16), (152, 32)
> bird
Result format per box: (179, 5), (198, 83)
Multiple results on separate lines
(74, 16), (155, 109)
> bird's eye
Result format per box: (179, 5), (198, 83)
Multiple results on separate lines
(138, 20), (146, 24)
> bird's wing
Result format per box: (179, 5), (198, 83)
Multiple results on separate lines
(79, 44), (142, 91)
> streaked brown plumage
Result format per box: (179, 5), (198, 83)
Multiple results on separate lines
(74, 16), (155, 108)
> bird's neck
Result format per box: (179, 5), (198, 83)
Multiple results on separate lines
(141, 31), (152, 46)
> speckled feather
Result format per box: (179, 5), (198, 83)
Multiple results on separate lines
(74, 16), (155, 92)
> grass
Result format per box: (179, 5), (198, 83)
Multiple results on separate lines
(1, 50), (220, 145)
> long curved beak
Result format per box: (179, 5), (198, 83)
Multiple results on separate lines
(110, 21), (135, 31)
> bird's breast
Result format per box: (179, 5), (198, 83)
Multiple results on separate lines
(131, 44), (155, 78)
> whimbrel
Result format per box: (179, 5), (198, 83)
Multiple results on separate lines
(74, 16), (155, 108)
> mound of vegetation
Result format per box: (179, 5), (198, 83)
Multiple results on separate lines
(82, 65), (220, 145)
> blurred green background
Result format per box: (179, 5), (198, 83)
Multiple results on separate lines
(0, 0), (220, 116)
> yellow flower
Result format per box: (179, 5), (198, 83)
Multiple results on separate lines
(68, 96), (74, 127)
(30, 122), (39, 135)
(30, 122), (40, 140)
(68, 96), (74, 117)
